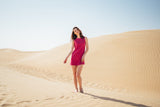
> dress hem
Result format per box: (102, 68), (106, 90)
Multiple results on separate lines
(70, 63), (85, 66)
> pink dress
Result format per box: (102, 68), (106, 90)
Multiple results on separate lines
(70, 37), (86, 65)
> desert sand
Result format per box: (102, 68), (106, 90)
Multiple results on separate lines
(0, 29), (160, 107)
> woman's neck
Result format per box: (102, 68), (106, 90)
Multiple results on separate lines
(77, 34), (80, 38)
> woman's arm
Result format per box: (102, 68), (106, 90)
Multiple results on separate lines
(81, 37), (89, 62)
(64, 40), (74, 63)
(83, 37), (89, 56)
(67, 39), (74, 58)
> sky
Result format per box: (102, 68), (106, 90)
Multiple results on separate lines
(0, 0), (160, 51)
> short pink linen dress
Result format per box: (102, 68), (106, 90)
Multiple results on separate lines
(70, 37), (86, 65)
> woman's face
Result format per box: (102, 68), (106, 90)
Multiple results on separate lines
(73, 28), (80, 35)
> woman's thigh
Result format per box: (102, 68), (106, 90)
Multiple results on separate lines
(77, 65), (83, 75)
(71, 65), (77, 74)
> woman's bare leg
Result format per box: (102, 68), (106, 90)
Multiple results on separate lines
(76, 65), (83, 92)
(71, 65), (78, 92)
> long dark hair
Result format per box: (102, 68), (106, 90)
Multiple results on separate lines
(71, 27), (85, 40)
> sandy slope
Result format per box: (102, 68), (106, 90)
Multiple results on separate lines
(0, 67), (158, 107)
(0, 29), (160, 106)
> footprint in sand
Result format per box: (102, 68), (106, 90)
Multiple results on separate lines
(44, 97), (55, 100)
(16, 100), (31, 104)
(1, 103), (15, 107)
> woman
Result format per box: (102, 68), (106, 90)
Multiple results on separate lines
(64, 27), (89, 93)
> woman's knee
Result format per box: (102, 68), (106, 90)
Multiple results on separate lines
(76, 72), (81, 78)
(73, 73), (77, 77)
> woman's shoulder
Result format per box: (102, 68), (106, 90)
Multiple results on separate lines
(84, 37), (88, 41)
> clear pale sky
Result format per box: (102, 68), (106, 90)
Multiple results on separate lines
(0, 0), (160, 51)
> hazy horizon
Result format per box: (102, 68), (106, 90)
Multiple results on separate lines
(0, 0), (160, 51)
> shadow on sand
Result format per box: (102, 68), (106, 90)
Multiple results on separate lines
(83, 92), (150, 107)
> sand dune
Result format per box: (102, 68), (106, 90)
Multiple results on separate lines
(0, 29), (160, 106)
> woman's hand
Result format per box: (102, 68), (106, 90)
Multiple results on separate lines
(81, 55), (85, 63)
(64, 57), (68, 64)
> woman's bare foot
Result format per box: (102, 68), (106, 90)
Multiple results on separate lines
(80, 88), (84, 93)
(75, 88), (78, 92)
